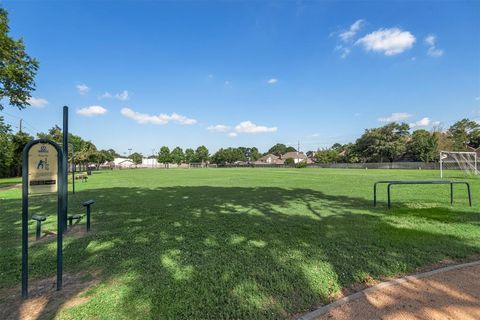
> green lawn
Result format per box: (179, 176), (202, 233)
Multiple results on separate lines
(1, 168), (479, 319)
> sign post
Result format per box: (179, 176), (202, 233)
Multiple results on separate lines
(22, 139), (65, 298)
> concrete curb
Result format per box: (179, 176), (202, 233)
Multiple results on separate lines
(297, 260), (480, 320)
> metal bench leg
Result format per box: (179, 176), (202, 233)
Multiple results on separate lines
(374, 183), (377, 207)
(86, 205), (91, 232)
(450, 183), (454, 205)
(387, 184), (392, 209)
(466, 183), (472, 207)
(36, 221), (41, 240)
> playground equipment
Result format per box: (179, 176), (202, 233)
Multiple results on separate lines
(22, 139), (66, 298)
(21, 106), (96, 299)
(373, 180), (472, 209)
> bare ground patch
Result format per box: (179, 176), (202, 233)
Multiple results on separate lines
(0, 272), (98, 320)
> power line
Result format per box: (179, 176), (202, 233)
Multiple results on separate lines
(0, 110), (41, 133)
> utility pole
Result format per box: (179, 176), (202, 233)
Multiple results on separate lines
(297, 140), (300, 163)
(151, 148), (155, 168)
(19, 119), (23, 133)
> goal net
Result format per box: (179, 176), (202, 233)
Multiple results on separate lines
(440, 151), (478, 178)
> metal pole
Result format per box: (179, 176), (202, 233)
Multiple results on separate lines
(466, 183), (472, 207)
(450, 183), (453, 205)
(72, 148), (75, 194)
(57, 147), (64, 291)
(373, 183), (377, 207)
(475, 153), (478, 175)
(387, 184), (392, 209)
(440, 152), (443, 178)
(63, 106), (68, 231)
(86, 205), (91, 232)
(21, 145), (29, 298)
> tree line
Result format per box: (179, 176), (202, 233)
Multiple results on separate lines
(313, 119), (479, 164)
(0, 120), (119, 178)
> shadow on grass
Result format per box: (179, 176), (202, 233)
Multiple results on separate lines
(1, 186), (479, 319)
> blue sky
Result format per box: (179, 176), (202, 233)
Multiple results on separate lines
(1, 1), (479, 155)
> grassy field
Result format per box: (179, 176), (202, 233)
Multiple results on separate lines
(1, 168), (479, 319)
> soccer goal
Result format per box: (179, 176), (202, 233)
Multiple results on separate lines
(440, 151), (478, 178)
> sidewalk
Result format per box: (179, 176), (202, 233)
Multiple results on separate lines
(302, 262), (480, 320)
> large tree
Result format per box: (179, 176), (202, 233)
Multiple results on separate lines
(10, 130), (33, 176)
(355, 122), (410, 162)
(195, 145), (209, 163)
(0, 8), (39, 110)
(211, 147), (244, 165)
(170, 147), (185, 165)
(314, 148), (340, 163)
(129, 152), (143, 166)
(158, 146), (171, 168)
(267, 143), (296, 156)
(447, 119), (480, 150)
(407, 129), (438, 163)
(0, 116), (13, 177)
(184, 148), (195, 164)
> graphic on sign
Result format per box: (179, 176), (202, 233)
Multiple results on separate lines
(28, 143), (58, 193)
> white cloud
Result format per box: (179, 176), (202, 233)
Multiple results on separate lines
(427, 47), (444, 57)
(424, 35), (444, 57)
(410, 117), (431, 128)
(207, 124), (231, 132)
(228, 132), (238, 137)
(339, 19), (364, 42)
(334, 19), (364, 58)
(77, 105), (107, 117)
(267, 78), (278, 84)
(336, 46), (351, 59)
(116, 90), (129, 101)
(378, 112), (412, 123)
(424, 35), (435, 46)
(101, 90), (129, 101)
(235, 121), (277, 134)
(76, 84), (90, 95)
(356, 28), (416, 56)
(121, 108), (197, 125)
(27, 97), (48, 108)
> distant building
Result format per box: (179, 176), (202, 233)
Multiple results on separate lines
(113, 157), (135, 168)
(281, 151), (313, 164)
(257, 154), (281, 164)
(255, 151), (313, 165)
(142, 158), (159, 167)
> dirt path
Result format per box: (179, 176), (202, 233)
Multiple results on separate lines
(0, 183), (21, 192)
(301, 261), (480, 320)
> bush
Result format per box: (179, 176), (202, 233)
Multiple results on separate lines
(296, 161), (308, 168)
(284, 158), (295, 166)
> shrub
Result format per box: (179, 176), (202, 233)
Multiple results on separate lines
(284, 158), (295, 166)
(296, 161), (308, 168)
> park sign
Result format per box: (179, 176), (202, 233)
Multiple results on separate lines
(28, 143), (58, 193)
(22, 137), (66, 298)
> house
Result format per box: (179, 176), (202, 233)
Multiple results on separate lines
(281, 151), (313, 164)
(255, 152), (313, 165)
(113, 157), (135, 168)
(257, 154), (280, 164)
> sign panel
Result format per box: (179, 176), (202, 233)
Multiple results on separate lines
(28, 143), (58, 194)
